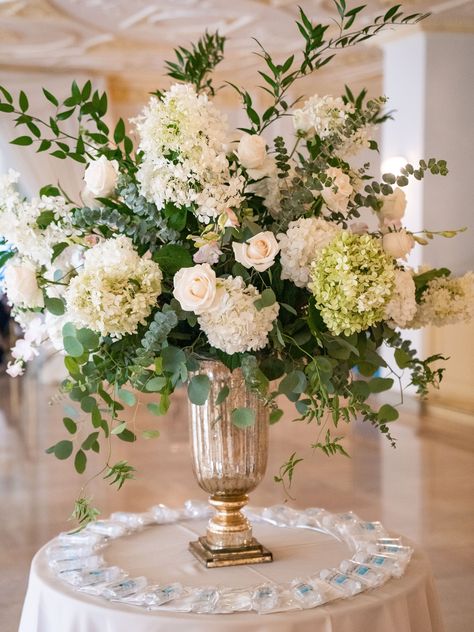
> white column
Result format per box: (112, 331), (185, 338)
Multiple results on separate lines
(381, 30), (474, 420)
(381, 29), (474, 273)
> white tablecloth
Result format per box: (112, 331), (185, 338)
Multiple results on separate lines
(19, 519), (445, 632)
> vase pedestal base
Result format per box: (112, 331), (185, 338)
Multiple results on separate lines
(189, 536), (273, 568)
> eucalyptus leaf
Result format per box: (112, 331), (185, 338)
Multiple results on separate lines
(231, 407), (256, 428)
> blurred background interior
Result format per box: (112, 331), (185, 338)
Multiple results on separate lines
(0, 1), (473, 631)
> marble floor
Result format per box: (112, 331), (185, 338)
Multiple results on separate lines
(0, 370), (473, 631)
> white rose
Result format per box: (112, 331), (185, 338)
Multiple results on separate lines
(4, 260), (44, 308)
(321, 167), (353, 214)
(232, 231), (280, 272)
(237, 133), (267, 170)
(84, 155), (119, 197)
(382, 229), (415, 260)
(173, 264), (222, 314)
(379, 188), (407, 225)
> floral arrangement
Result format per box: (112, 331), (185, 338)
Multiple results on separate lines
(0, 2), (473, 525)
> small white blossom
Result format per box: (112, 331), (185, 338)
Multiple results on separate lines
(408, 272), (474, 328)
(384, 269), (417, 328)
(3, 258), (44, 308)
(198, 276), (279, 354)
(134, 83), (244, 223)
(6, 361), (24, 377)
(292, 95), (350, 138)
(278, 217), (341, 287)
(65, 236), (163, 338)
(0, 171), (78, 267)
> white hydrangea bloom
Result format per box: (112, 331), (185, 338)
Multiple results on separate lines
(198, 276), (279, 354)
(278, 217), (341, 287)
(134, 83), (244, 223)
(65, 236), (163, 338)
(335, 126), (373, 158)
(0, 170), (78, 266)
(292, 95), (350, 138)
(408, 272), (474, 328)
(384, 269), (417, 328)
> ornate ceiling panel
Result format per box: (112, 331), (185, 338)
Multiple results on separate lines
(0, 0), (472, 100)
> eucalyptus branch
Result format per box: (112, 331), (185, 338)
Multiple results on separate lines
(164, 31), (226, 96)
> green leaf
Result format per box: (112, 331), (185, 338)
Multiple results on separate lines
(116, 428), (136, 442)
(0, 103), (14, 113)
(74, 449), (87, 474)
(145, 376), (167, 392)
(152, 244), (193, 276)
(254, 288), (276, 311)
(44, 297), (65, 316)
(269, 408), (284, 424)
(11, 136), (33, 146)
(62, 322), (76, 338)
(117, 389), (136, 406)
(19, 90), (29, 112)
(162, 346), (186, 373)
(215, 385), (230, 405)
(188, 374), (211, 405)
(76, 328), (100, 350)
(231, 407), (256, 428)
(82, 431), (99, 450)
(36, 209), (55, 229)
(113, 118), (126, 144)
(394, 348), (411, 369)
(51, 242), (69, 262)
(368, 377), (394, 393)
(111, 421), (127, 435)
(279, 370), (307, 396)
(43, 88), (59, 106)
(54, 440), (73, 460)
(80, 396), (97, 413)
(377, 404), (399, 422)
(142, 430), (160, 439)
(63, 417), (77, 434)
(64, 356), (80, 377)
(350, 380), (370, 400)
(91, 407), (102, 428)
(63, 336), (84, 358)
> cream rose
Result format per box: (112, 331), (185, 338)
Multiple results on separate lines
(321, 167), (353, 214)
(382, 229), (415, 260)
(173, 263), (222, 314)
(84, 155), (119, 197)
(232, 231), (279, 272)
(4, 259), (44, 308)
(237, 133), (267, 170)
(379, 188), (407, 225)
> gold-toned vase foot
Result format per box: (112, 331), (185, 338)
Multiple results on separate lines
(189, 537), (273, 568)
(189, 494), (273, 568)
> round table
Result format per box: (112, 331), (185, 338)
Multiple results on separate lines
(19, 519), (445, 632)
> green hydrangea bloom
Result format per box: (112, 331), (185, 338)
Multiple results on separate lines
(309, 232), (395, 335)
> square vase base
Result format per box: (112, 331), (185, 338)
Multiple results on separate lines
(189, 536), (273, 568)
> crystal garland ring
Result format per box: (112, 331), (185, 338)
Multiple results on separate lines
(188, 360), (272, 567)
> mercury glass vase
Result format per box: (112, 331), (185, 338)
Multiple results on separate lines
(188, 359), (273, 568)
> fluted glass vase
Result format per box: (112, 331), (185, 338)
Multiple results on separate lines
(188, 360), (273, 567)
